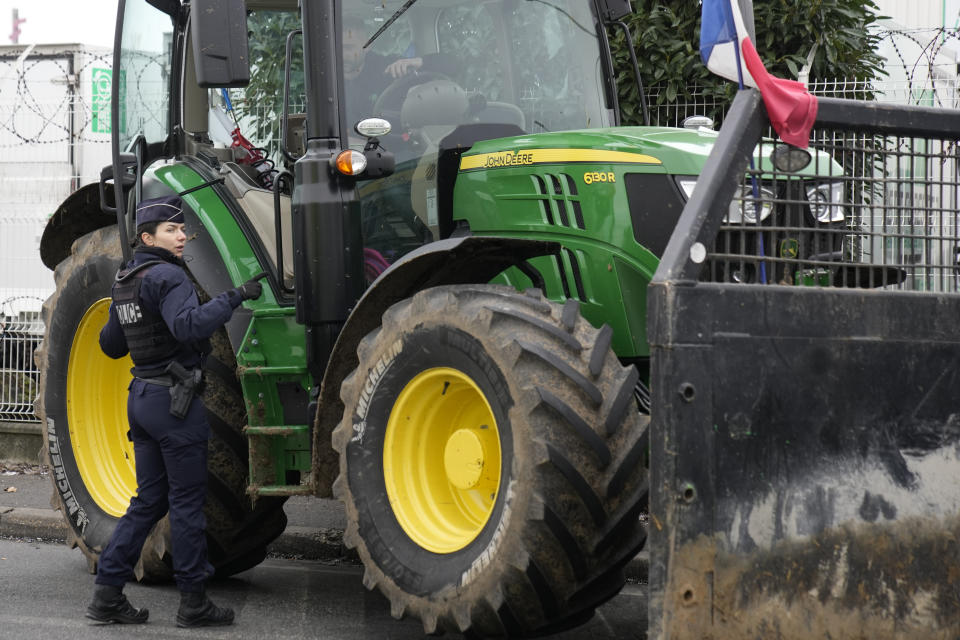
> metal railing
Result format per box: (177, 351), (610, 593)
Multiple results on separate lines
(0, 47), (111, 421)
(648, 88), (960, 640)
(703, 126), (960, 293)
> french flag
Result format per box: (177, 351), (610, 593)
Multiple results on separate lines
(700, 0), (817, 148)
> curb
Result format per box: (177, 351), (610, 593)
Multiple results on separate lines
(0, 507), (68, 541)
(0, 421), (44, 466)
(0, 506), (649, 581)
(0, 507), (358, 562)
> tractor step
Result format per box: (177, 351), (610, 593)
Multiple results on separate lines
(237, 365), (308, 377)
(246, 484), (315, 497)
(245, 423), (312, 497)
(243, 424), (309, 436)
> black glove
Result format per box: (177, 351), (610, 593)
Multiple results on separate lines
(235, 272), (268, 301)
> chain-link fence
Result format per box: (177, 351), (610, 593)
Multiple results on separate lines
(646, 77), (960, 128)
(0, 297), (43, 421)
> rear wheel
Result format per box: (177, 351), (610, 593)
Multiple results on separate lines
(334, 284), (648, 637)
(35, 225), (287, 579)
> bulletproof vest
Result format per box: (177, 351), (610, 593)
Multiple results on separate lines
(112, 261), (181, 375)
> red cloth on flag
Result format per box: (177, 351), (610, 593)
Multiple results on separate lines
(740, 38), (817, 148)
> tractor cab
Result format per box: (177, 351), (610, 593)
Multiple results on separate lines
(337, 0), (617, 267)
(150, 0), (621, 284)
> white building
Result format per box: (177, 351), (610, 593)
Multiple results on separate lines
(0, 44), (112, 318)
(874, 0), (960, 30)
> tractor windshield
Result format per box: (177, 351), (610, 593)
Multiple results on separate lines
(342, 0), (613, 136)
(341, 0), (615, 267)
(219, 1), (617, 278)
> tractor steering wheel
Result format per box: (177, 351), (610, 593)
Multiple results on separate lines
(372, 70), (454, 119)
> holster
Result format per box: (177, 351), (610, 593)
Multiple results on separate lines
(164, 361), (203, 419)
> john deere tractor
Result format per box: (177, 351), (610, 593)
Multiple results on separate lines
(35, 0), (847, 636)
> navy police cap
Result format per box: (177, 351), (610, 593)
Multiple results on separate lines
(136, 196), (185, 226)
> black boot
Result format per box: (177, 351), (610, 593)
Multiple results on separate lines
(85, 584), (149, 624)
(176, 588), (234, 628)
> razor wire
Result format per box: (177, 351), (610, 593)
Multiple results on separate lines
(646, 27), (960, 128)
(0, 47), (113, 149)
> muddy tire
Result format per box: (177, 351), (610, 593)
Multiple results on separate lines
(333, 285), (648, 637)
(34, 226), (286, 579)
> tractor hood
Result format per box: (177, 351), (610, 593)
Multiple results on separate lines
(460, 127), (718, 176)
(460, 126), (835, 179)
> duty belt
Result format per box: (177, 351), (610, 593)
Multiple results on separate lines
(136, 375), (175, 387)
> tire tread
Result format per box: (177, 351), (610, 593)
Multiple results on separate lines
(334, 285), (647, 638)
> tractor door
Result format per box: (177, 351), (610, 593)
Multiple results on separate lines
(108, 0), (180, 251)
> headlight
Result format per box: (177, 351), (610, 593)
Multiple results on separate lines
(806, 182), (845, 223)
(725, 185), (774, 224)
(677, 178), (774, 224)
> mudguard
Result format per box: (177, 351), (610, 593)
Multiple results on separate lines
(311, 235), (558, 496)
(648, 90), (960, 638)
(39, 182), (116, 270)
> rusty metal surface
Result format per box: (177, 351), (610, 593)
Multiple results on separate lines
(663, 515), (960, 639)
(650, 286), (960, 639)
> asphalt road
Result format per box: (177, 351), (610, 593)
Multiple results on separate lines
(0, 537), (648, 639)
(0, 465), (347, 531)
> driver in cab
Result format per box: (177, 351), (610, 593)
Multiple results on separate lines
(342, 17), (454, 121)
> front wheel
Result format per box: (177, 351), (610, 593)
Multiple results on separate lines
(333, 285), (648, 637)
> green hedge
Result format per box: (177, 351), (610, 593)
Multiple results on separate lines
(609, 0), (886, 126)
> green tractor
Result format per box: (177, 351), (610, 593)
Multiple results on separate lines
(35, 0), (843, 636)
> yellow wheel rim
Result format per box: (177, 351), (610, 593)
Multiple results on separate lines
(66, 299), (136, 517)
(384, 367), (502, 554)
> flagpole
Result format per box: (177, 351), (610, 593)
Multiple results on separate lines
(735, 0), (768, 284)
(737, 0), (756, 42)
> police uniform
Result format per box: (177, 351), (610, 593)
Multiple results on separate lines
(87, 196), (262, 627)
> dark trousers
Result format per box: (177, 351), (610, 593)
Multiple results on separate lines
(95, 379), (213, 592)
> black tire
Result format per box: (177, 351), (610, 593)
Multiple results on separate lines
(333, 284), (648, 637)
(34, 226), (287, 579)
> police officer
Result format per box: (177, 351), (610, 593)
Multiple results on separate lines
(86, 195), (266, 627)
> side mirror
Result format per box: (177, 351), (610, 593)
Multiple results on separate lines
(598, 0), (633, 21)
(191, 0), (250, 88)
(99, 153), (138, 214)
